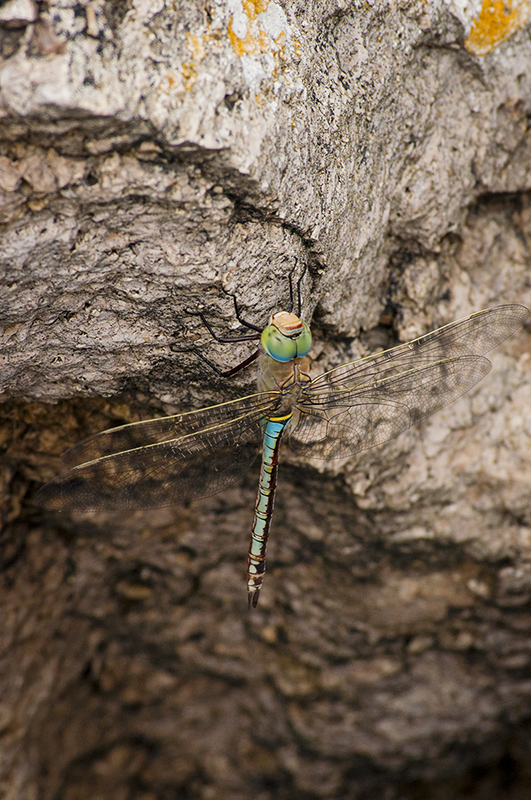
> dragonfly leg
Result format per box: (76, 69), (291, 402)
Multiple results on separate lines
(287, 257), (307, 317)
(220, 257), (309, 330)
(185, 308), (262, 343)
(220, 288), (263, 333)
(174, 343), (261, 378)
(182, 303), (262, 377)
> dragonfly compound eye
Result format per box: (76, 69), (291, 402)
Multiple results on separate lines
(261, 319), (312, 362)
(294, 322), (312, 357)
(261, 325), (297, 362)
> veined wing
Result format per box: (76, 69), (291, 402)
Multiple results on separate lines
(37, 391), (279, 512)
(310, 305), (529, 393)
(292, 355), (490, 458)
(62, 393), (277, 468)
(291, 304), (529, 460)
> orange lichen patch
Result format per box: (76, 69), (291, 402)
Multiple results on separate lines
(158, 72), (177, 95)
(258, 29), (268, 51)
(242, 0), (269, 19)
(186, 31), (206, 62)
(271, 31), (291, 81)
(181, 32), (207, 91)
(227, 16), (269, 57)
(182, 62), (198, 91)
(274, 31), (287, 58)
(465, 0), (530, 55)
(227, 0), (275, 58)
(203, 27), (223, 46)
(293, 38), (302, 58)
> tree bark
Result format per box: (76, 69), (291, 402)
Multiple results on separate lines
(1, 1), (531, 798)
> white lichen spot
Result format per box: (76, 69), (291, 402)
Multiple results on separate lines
(240, 53), (266, 93)
(259, 2), (288, 39)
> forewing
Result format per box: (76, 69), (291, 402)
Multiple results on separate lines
(37, 392), (278, 511)
(309, 304), (529, 396)
(292, 355), (490, 459)
(290, 304), (528, 460)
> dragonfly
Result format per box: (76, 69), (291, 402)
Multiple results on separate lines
(36, 299), (529, 607)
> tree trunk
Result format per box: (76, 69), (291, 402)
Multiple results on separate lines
(1, 1), (531, 798)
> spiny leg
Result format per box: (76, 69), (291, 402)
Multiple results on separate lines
(287, 257), (308, 317)
(180, 302), (261, 377)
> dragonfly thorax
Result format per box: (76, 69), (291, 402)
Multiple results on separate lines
(257, 352), (311, 398)
(261, 311), (312, 363)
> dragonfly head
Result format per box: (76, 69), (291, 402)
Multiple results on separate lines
(261, 311), (312, 362)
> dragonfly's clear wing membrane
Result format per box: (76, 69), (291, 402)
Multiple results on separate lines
(292, 304), (529, 459)
(310, 305), (529, 393)
(61, 394), (275, 468)
(292, 355), (490, 458)
(36, 392), (279, 512)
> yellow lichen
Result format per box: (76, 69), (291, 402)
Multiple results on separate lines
(158, 72), (176, 95)
(465, 0), (530, 55)
(182, 62), (198, 91)
(181, 32), (207, 91)
(186, 31), (206, 62)
(242, 0), (269, 19)
(227, 0), (276, 57)
(227, 15), (269, 56)
(274, 30), (287, 58)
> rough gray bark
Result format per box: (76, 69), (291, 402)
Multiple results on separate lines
(1, 1), (531, 798)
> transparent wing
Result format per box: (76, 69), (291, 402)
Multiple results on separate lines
(292, 356), (490, 458)
(61, 393), (276, 468)
(292, 304), (529, 459)
(36, 392), (279, 512)
(310, 305), (528, 392)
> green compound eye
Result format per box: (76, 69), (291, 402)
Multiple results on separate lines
(261, 321), (312, 362)
(295, 322), (312, 357)
(261, 325), (297, 362)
